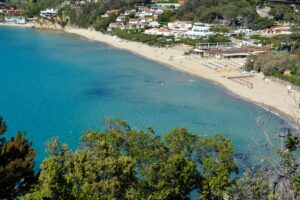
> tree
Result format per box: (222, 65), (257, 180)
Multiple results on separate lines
(0, 117), (37, 199)
(158, 10), (175, 23)
(24, 137), (139, 199)
(143, 154), (200, 200)
(199, 135), (238, 199)
(24, 119), (237, 199)
(228, 172), (275, 200)
(176, 0), (271, 29)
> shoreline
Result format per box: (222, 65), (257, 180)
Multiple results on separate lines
(63, 27), (300, 127)
(0, 23), (35, 28)
(1, 23), (300, 126)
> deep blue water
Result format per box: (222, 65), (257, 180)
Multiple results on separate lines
(0, 27), (287, 165)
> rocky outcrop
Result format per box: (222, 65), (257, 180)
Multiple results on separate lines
(34, 17), (63, 30)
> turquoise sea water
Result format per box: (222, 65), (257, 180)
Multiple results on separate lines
(0, 27), (288, 165)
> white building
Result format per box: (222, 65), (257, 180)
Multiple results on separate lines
(192, 23), (212, 32)
(124, 9), (136, 16)
(145, 28), (172, 36)
(4, 17), (26, 24)
(40, 8), (58, 19)
(116, 15), (127, 22)
(136, 7), (153, 18)
(181, 22), (214, 39)
(148, 21), (160, 28)
(234, 28), (256, 36)
(167, 21), (192, 31)
(107, 22), (127, 31)
(183, 31), (214, 39)
(16, 17), (26, 24)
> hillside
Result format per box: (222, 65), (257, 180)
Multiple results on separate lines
(178, 0), (300, 28)
(4, 0), (300, 29)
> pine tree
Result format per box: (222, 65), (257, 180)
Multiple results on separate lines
(0, 117), (37, 199)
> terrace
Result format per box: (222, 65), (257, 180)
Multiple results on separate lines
(196, 42), (234, 50)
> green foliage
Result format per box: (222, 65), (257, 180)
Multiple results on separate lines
(94, 16), (116, 32)
(271, 69), (300, 87)
(25, 136), (139, 199)
(245, 51), (300, 86)
(208, 34), (230, 43)
(294, 169), (300, 192)
(0, 116), (297, 199)
(144, 154), (200, 200)
(250, 35), (279, 46)
(251, 33), (300, 49)
(0, 117), (37, 199)
(24, 119), (238, 199)
(111, 29), (230, 47)
(228, 172), (274, 200)
(248, 16), (274, 30)
(24, 0), (64, 17)
(157, 10), (176, 23)
(112, 29), (176, 46)
(285, 132), (300, 151)
(200, 134), (238, 199)
(176, 0), (273, 29)
(274, 33), (300, 44)
(210, 26), (230, 33)
(268, 4), (300, 24)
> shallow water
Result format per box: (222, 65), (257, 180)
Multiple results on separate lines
(0, 27), (288, 165)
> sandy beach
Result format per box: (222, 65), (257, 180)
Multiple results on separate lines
(64, 27), (300, 125)
(0, 23), (35, 28)
(1, 23), (299, 125)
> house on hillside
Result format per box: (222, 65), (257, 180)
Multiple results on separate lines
(151, 3), (181, 9)
(183, 31), (214, 39)
(128, 18), (139, 25)
(105, 9), (119, 16)
(145, 28), (172, 36)
(148, 21), (160, 28)
(4, 16), (26, 24)
(234, 28), (257, 36)
(107, 22), (127, 31)
(182, 23), (214, 39)
(40, 8), (57, 19)
(116, 15), (127, 22)
(149, 7), (164, 15)
(124, 9), (136, 16)
(261, 25), (292, 35)
(284, 69), (292, 76)
(167, 21), (192, 31)
(192, 23), (212, 32)
(136, 7), (153, 17)
(3, 9), (24, 15)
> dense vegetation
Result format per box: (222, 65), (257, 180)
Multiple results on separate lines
(0, 117), (37, 199)
(0, 116), (300, 199)
(245, 50), (300, 86)
(23, 119), (238, 199)
(176, 0), (274, 30)
(244, 32), (300, 86)
(269, 3), (300, 25)
(110, 29), (230, 47)
(7, 0), (300, 30)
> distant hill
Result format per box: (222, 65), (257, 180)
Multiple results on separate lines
(176, 0), (300, 29)
(5, 0), (300, 29)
